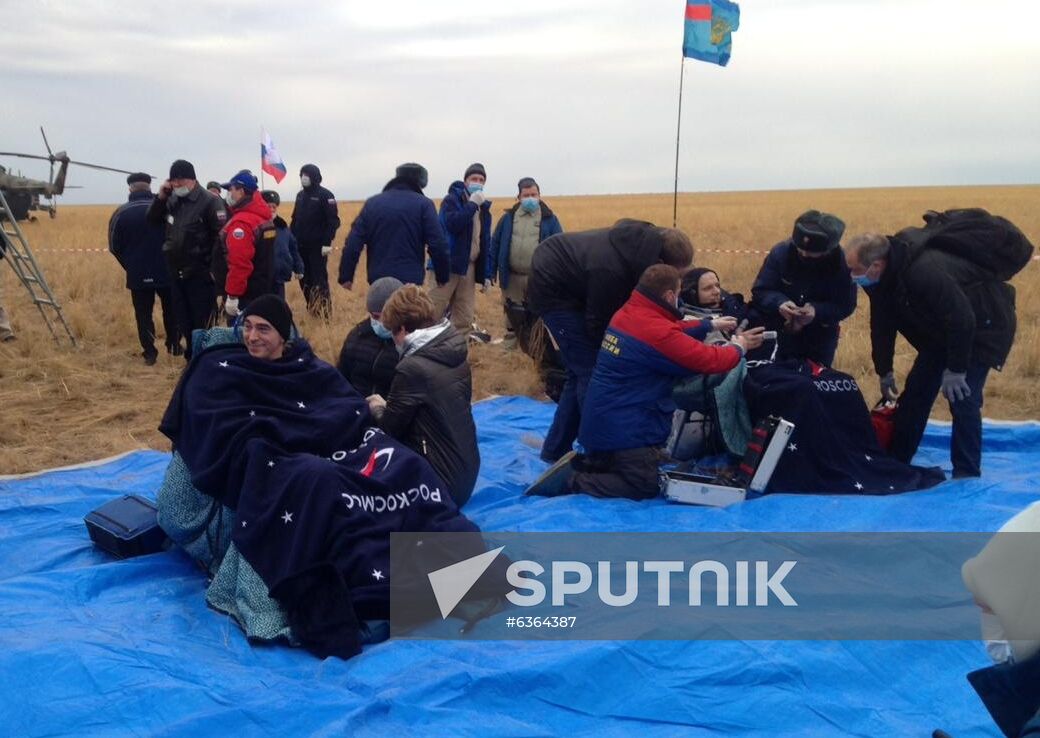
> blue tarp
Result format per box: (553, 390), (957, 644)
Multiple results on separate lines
(1, 396), (1038, 737)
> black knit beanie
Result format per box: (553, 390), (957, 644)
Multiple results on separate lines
(169, 159), (196, 180)
(242, 294), (294, 341)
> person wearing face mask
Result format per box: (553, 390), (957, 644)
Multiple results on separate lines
(526, 264), (764, 499)
(147, 159), (228, 360)
(487, 177), (564, 349)
(210, 170), (276, 324)
(365, 284), (480, 508)
(749, 210), (856, 367)
(845, 231), (1019, 478)
(261, 190), (305, 300)
(290, 163), (340, 318)
(430, 163), (493, 336)
(336, 276), (403, 398)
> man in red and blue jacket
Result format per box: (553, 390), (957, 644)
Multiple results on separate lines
(529, 264), (763, 500)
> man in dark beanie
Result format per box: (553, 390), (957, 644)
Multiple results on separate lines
(750, 210), (856, 366)
(430, 163), (493, 336)
(527, 219), (694, 462)
(147, 159), (227, 360)
(212, 170), (276, 323)
(109, 172), (181, 364)
(290, 164), (340, 318)
(339, 162), (449, 291)
(337, 275), (403, 397)
(240, 293), (294, 361)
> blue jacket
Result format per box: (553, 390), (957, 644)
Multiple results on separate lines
(340, 178), (450, 286)
(438, 181), (492, 281)
(579, 288), (744, 453)
(108, 191), (171, 290)
(488, 201), (563, 290)
(751, 240), (856, 329)
(272, 216), (304, 283)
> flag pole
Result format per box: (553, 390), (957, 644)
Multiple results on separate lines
(672, 56), (686, 228)
(259, 126), (267, 191)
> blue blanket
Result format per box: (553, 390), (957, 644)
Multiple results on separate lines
(2, 397), (1039, 737)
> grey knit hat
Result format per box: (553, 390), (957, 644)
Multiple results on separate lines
(366, 276), (404, 313)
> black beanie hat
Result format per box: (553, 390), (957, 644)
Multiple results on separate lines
(680, 267), (719, 307)
(126, 172), (151, 185)
(517, 176), (539, 194)
(792, 210), (846, 253)
(396, 162), (428, 190)
(169, 159), (196, 180)
(464, 162), (486, 180)
(261, 190), (280, 206)
(241, 294), (294, 341)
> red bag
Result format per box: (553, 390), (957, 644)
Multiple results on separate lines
(871, 401), (897, 451)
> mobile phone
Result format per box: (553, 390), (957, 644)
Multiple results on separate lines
(762, 330), (778, 341)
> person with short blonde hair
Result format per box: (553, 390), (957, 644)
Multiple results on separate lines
(367, 284), (481, 506)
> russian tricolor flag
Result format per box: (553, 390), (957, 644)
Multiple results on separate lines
(683, 0), (740, 67)
(261, 128), (287, 183)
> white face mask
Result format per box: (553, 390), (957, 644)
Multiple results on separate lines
(300, 175), (312, 188)
(172, 186), (190, 198)
(225, 190), (239, 206)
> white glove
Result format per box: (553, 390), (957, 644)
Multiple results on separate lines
(224, 296), (240, 317)
(481, 279), (491, 293)
(320, 245), (332, 257)
(293, 272), (305, 280)
(468, 191), (486, 207)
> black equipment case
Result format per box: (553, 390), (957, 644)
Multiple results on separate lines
(84, 495), (169, 559)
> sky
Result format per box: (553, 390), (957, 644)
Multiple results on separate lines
(1, 0), (1038, 204)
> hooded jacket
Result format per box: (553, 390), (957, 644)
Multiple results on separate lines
(526, 219), (670, 341)
(290, 164), (341, 247)
(212, 190), (276, 300)
(339, 177), (450, 286)
(377, 324), (480, 507)
(488, 200), (564, 290)
(579, 287), (744, 453)
(864, 237), (1017, 374)
(109, 190), (171, 290)
(438, 180), (492, 280)
(751, 239), (857, 330)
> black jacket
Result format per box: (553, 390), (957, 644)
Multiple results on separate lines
(750, 240), (857, 329)
(337, 318), (400, 398)
(526, 219), (669, 341)
(109, 191), (170, 289)
(290, 164), (341, 247)
(865, 237), (1017, 374)
(146, 185), (227, 280)
(378, 325), (479, 508)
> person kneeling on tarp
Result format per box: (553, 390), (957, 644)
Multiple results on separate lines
(526, 264), (764, 500)
(365, 284), (481, 508)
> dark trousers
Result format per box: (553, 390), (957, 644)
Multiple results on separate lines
(170, 275), (217, 361)
(570, 447), (662, 500)
(130, 287), (179, 358)
(540, 310), (600, 463)
(298, 245), (330, 316)
(891, 349), (990, 476)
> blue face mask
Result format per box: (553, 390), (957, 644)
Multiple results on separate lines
(370, 318), (392, 339)
(520, 197), (539, 213)
(852, 273), (878, 288)
(466, 182), (483, 194)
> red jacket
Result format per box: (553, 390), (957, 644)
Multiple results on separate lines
(222, 191), (274, 299)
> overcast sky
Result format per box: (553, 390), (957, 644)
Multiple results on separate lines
(2, 0), (1037, 204)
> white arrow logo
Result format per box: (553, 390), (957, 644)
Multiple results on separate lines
(427, 546), (505, 619)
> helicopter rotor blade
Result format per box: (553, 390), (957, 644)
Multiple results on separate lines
(41, 127), (56, 182)
(69, 160), (143, 176)
(0, 152), (54, 163)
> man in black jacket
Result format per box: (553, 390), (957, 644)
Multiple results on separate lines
(846, 232), (1018, 477)
(291, 163), (340, 317)
(338, 163), (450, 289)
(337, 276), (402, 398)
(109, 173), (180, 364)
(526, 219), (695, 463)
(750, 210), (856, 366)
(147, 159), (226, 361)
(366, 284), (480, 508)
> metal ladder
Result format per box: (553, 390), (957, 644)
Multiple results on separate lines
(0, 188), (76, 346)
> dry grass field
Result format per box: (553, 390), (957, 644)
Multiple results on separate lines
(0, 185), (1036, 475)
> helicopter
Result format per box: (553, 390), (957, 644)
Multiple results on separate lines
(0, 127), (141, 222)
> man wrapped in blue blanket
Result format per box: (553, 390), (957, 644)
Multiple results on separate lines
(158, 295), (491, 659)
